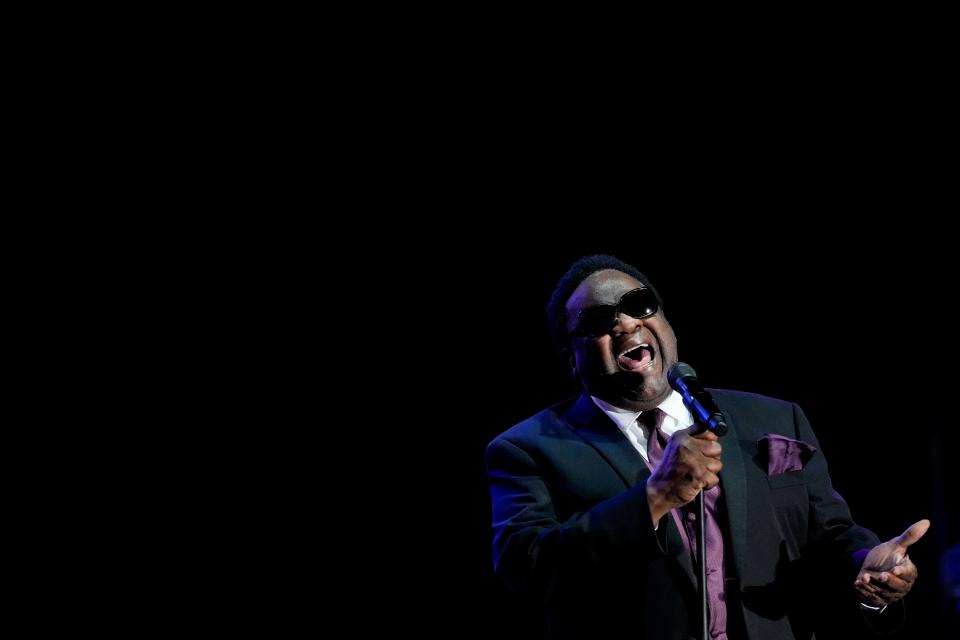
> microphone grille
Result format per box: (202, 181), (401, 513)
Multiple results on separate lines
(667, 361), (697, 388)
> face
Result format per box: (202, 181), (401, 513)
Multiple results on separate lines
(564, 269), (677, 411)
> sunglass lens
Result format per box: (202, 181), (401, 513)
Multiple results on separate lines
(578, 307), (616, 337)
(620, 289), (658, 319)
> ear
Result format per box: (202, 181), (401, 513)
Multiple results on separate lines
(562, 348), (577, 377)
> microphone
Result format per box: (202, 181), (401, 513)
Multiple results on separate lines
(667, 362), (728, 437)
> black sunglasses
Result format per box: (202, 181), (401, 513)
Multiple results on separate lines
(568, 288), (659, 339)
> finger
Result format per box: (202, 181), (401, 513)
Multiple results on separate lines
(855, 583), (883, 601)
(691, 430), (719, 442)
(688, 437), (721, 456)
(896, 519), (930, 550)
(861, 568), (913, 591)
(855, 574), (878, 591)
(699, 441), (722, 458)
(705, 459), (723, 473)
(855, 577), (895, 603)
(891, 559), (918, 583)
(702, 472), (720, 490)
(854, 583), (887, 607)
(870, 571), (911, 593)
(859, 570), (887, 581)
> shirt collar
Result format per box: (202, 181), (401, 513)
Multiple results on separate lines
(590, 389), (690, 430)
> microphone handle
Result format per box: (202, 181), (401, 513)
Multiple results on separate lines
(684, 392), (728, 437)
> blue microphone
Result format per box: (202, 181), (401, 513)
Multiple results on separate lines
(667, 362), (728, 437)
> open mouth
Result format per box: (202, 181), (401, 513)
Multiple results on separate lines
(617, 343), (655, 371)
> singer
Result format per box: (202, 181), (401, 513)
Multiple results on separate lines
(486, 254), (926, 639)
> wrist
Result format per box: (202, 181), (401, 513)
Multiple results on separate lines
(859, 601), (888, 614)
(646, 483), (674, 526)
(851, 548), (870, 571)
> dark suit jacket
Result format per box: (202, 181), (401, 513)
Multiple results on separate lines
(486, 390), (901, 639)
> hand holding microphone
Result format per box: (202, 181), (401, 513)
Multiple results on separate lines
(646, 427), (723, 520)
(645, 362), (728, 525)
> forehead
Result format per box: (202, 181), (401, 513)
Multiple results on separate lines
(565, 269), (645, 322)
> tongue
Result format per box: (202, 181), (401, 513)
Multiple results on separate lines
(619, 347), (653, 371)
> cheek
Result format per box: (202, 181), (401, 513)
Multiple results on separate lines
(574, 343), (617, 370)
(655, 326), (678, 358)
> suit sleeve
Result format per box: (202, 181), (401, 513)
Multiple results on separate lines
(486, 435), (667, 610)
(792, 403), (905, 633)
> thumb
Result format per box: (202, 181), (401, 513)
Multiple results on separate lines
(895, 519), (931, 550)
(683, 426), (718, 441)
(669, 425), (695, 439)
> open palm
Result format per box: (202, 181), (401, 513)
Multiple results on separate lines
(854, 519), (929, 607)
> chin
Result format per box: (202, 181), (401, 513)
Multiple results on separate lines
(591, 371), (666, 404)
(631, 380), (670, 404)
(613, 376), (660, 400)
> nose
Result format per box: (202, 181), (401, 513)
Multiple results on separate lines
(613, 311), (645, 334)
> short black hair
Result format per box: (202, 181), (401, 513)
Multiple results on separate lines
(546, 254), (663, 356)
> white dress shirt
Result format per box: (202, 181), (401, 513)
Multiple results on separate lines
(591, 390), (693, 462)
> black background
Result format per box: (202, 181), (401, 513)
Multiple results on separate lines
(416, 231), (959, 639)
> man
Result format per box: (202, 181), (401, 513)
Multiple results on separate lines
(486, 254), (926, 639)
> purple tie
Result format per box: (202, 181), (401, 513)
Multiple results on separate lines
(642, 409), (667, 465)
(640, 410), (729, 640)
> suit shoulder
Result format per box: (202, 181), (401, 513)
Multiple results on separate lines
(709, 388), (796, 411)
(486, 396), (579, 450)
(708, 388), (806, 439)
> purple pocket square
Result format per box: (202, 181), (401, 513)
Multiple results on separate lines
(758, 434), (817, 475)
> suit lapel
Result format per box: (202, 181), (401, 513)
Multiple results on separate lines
(715, 395), (748, 582)
(566, 394), (697, 587)
(566, 394), (649, 486)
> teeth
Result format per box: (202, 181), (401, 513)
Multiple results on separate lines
(620, 343), (650, 358)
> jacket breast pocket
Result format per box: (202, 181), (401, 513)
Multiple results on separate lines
(766, 470), (806, 489)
